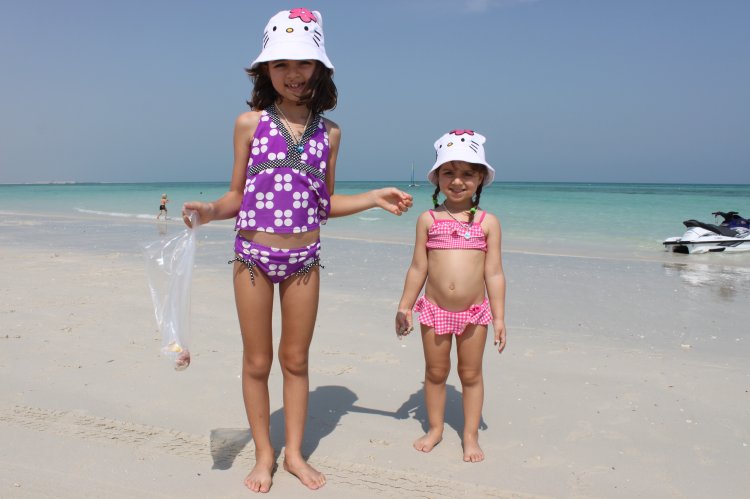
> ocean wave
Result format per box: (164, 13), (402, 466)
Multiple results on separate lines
(75, 208), (148, 219)
(25, 181), (79, 185)
(357, 217), (381, 222)
(74, 208), (186, 222)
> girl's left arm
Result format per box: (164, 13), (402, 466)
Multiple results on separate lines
(324, 119), (413, 217)
(484, 213), (507, 353)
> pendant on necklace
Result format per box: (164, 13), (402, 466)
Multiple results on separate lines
(464, 230), (471, 240)
(296, 144), (304, 153)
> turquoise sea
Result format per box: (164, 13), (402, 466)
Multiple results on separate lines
(2, 181), (750, 362)
(2, 181), (750, 264)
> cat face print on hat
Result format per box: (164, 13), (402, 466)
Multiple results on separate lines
(427, 130), (495, 186)
(250, 8), (334, 71)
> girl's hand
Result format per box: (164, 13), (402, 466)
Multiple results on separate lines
(374, 188), (413, 216)
(182, 202), (214, 228)
(395, 309), (414, 340)
(493, 318), (506, 353)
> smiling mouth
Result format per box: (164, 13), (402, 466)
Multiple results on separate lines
(287, 82), (306, 91)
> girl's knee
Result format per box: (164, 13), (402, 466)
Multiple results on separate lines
(243, 352), (273, 379)
(278, 350), (309, 377)
(457, 366), (483, 386)
(425, 364), (450, 384)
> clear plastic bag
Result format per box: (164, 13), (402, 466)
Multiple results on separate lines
(142, 211), (199, 370)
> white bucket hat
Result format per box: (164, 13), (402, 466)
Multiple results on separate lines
(250, 8), (334, 71)
(427, 130), (495, 186)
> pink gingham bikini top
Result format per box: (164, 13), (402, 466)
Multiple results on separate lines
(426, 209), (487, 252)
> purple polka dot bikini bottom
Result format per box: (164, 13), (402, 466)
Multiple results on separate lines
(229, 233), (322, 284)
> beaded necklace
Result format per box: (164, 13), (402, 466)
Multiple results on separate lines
(275, 104), (311, 153)
(442, 202), (473, 240)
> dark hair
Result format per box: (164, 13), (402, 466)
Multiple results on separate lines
(432, 184), (441, 209)
(245, 61), (337, 114)
(431, 163), (487, 223)
(469, 183), (483, 224)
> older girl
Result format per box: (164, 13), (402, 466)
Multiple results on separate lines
(184, 8), (411, 492)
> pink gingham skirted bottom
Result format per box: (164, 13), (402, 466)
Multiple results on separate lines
(414, 295), (492, 335)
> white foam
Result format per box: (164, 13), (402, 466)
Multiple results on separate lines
(75, 208), (137, 218)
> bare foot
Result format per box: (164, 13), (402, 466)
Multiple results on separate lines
(413, 429), (443, 452)
(244, 453), (275, 493)
(462, 434), (485, 462)
(283, 455), (326, 490)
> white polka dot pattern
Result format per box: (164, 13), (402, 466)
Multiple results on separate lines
(235, 108), (331, 234)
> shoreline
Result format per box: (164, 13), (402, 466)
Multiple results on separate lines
(4, 209), (750, 269)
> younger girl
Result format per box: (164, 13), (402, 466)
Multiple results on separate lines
(183, 9), (411, 493)
(395, 129), (506, 463)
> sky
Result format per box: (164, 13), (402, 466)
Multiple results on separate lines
(1, 0), (748, 184)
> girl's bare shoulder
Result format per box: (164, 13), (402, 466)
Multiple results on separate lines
(479, 210), (501, 229)
(419, 209), (435, 221)
(235, 110), (263, 128)
(321, 116), (339, 129)
(322, 117), (341, 137)
(233, 111), (263, 144)
(479, 209), (499, 221)
(415, 210), (435, 229)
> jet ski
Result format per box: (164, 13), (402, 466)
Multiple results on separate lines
(664, 211), (750, 254)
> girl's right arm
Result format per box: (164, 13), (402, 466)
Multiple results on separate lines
(322, 120), (413, 217)
(182, 112), (259, 227)
(394, 211), (431, 338)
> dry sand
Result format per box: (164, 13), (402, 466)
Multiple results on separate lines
(1, 217), (749, 498)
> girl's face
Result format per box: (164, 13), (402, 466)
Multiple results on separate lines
(267, 59), (317, 103)
(437, 161), (484, 205)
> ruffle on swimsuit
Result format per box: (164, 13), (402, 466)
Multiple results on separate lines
(414, 295), (492, 335)
(426, 210), (487, 252)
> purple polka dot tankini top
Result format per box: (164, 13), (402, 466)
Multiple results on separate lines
(235, 107), (331, 234)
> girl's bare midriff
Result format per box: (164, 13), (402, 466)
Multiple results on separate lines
(424, 249), (486, 311)
(238, 228), (321, 249)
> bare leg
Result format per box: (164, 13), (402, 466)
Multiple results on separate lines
(278, 269), (326, 490)
(415, 325), (452, 452)
(456, 324), (488, 462)
(234, 264), (276, 492)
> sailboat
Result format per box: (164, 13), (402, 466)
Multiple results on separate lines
(408, 163), (419, 188)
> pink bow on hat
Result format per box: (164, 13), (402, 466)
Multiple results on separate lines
(289, 8), (317, 23)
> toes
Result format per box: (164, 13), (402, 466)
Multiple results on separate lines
(244, 478), (260, 492)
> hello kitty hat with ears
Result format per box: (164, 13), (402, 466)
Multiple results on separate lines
(427, 130), (495, 186)
(250, 8), (334, 71)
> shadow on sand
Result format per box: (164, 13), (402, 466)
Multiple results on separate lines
(209, 383), (485, 469)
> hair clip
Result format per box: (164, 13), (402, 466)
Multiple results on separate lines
(469, 207), (477, 214)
